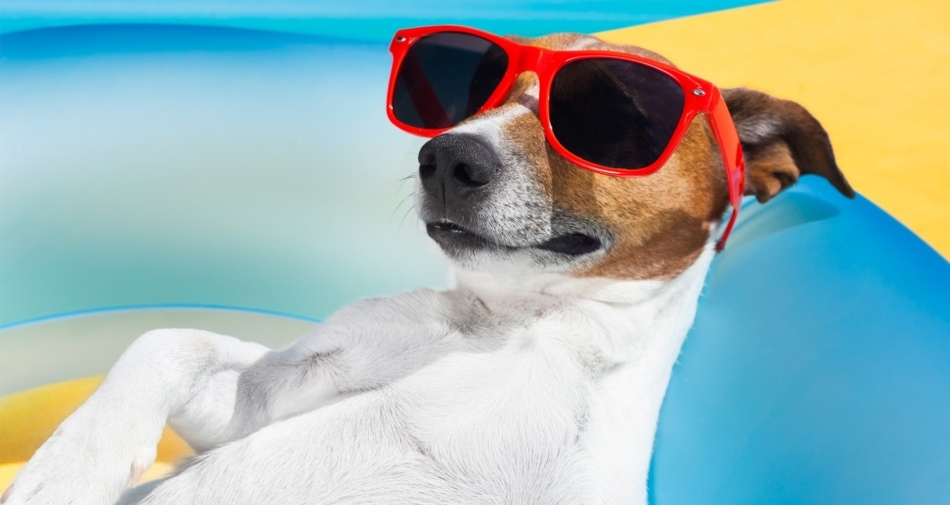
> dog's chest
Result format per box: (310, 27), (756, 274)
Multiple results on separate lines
(401, 327), (593, 446)
(285, 286), (690, 503)
(375, 304), (642, 501)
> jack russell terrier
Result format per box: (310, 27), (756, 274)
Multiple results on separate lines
(4, 26), (853, 505)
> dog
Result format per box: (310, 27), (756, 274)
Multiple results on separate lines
(3, 27), (853, 505)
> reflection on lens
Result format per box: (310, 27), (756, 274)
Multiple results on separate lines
(550, 58), (684, 169)
(393, 33), (508, 129)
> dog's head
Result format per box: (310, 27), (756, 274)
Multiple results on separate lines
(415, 33), (853, 281)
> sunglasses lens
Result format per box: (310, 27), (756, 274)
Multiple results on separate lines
(392, 32), (509, 130)
(550, 58), (685, 169)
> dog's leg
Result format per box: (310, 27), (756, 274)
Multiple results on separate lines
(4, 290), (456, 505)
(2, 329), (277, 505)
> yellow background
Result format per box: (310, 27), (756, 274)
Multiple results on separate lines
(602, 0), (949, 257)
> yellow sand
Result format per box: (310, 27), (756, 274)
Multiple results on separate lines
(599, 0), (950, 257)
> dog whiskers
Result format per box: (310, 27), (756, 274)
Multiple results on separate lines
(392, 192), (414, 219)
(398, 202), (416, 231)
(395, 172), (417, 192)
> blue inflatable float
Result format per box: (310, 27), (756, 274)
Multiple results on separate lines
(657, 178), (950, 504)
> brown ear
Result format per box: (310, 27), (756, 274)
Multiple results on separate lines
(722, 87), (855, 202)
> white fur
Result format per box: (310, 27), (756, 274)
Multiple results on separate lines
(3, 245), (714, 505)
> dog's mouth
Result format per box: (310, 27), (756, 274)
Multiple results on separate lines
(426, 221), (603, 257)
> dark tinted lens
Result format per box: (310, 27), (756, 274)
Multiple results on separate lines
(550, 58), (685, 169)
(392, 32), (509, 129)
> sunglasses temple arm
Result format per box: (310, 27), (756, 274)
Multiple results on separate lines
(707, 90), (746, 252)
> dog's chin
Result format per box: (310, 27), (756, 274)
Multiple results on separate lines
(426, 221), (606, 272)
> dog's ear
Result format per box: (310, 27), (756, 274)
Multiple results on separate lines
(722, 87), (855, 202)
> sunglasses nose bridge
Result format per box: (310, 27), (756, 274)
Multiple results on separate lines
(488, 46), (546, 110)
(508, 45), (551, 84)
(513, 44), (546, 69)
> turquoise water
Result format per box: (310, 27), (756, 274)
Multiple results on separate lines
(1, 28), (441, 327)
(0, 1), (771, 40)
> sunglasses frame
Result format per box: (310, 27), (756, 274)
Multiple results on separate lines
(387, 25), (745, 251)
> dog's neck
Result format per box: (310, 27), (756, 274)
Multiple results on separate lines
(452, 244), (715, 314)
(450, 244), (716, 363)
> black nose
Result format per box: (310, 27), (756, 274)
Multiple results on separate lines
(418, 134), (500, 206)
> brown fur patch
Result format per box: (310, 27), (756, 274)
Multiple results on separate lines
(494, 38), (729, 280)
(523, 33), (673, 65)
(743, 142), (797, 202)
(558, 118), (727, 280)
(523, 33), (595, 51)
(723, 87), (854, 202)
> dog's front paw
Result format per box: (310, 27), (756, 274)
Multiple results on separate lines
(3, 410), (158, 505)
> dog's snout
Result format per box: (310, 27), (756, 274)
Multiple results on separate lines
(418, 134), (500, 205)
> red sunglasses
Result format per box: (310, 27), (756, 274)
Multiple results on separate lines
(386, 25), (745, 251)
